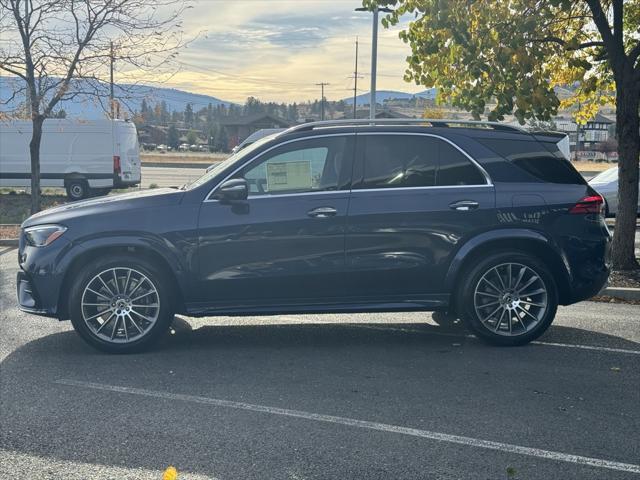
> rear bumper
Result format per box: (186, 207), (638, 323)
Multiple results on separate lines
(562, 232), (611, 304)
(114, 173), (140, 188)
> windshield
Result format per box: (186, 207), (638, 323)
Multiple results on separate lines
(590, 167), (618, 184)
(184, 132), (281, 190)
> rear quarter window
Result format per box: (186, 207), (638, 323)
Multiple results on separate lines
(477, 138), (585, 185)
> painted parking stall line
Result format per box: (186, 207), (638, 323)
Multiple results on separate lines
(56, 379), (640, 475)
(353, 325), (640, 355)
(531, 340), (640, 355)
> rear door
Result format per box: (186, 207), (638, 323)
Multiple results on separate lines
(114, 121), (141, 183)
(344, 133), (496, 298)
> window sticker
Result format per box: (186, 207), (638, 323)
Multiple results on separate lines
(266, 160), (312, 191)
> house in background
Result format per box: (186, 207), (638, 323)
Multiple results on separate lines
(337, 108), (412, 120)
(220, 114), (291, 151)
(555, 113), (614, 152)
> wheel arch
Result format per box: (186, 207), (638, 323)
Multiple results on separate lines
(63, 173), (88, 186)
(444, 229), (572, 307)
(57, 241), (187, 319)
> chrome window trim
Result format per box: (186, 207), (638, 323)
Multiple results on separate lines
(203, 131), (492, 203)
(350, 184), (494, 194)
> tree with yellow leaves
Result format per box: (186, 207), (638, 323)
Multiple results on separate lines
(365, 0), (640, 270)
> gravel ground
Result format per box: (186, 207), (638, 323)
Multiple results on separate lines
(608, 269), (640, 288)
(0, 225), (20, 239)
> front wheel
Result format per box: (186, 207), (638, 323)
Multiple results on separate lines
(68, 255), (174, 353)
(457, 252), (558, 346)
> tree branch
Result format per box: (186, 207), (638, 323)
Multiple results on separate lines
(584, 0), (624, 71)
(531, 36), (605, 51)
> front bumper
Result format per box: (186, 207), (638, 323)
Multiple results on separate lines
(16, 270), (58, 317)
(16, 231), (70, 318)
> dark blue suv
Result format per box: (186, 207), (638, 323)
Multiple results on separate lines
(17, 119), (611, 353)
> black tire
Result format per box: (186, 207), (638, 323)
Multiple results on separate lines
(456, 251), (558, 346)
(65, 179), (89, 201)
(68, 254), (174, 353)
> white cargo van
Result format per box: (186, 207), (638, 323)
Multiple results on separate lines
(0, 119), (141, 200)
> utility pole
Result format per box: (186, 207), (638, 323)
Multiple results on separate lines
(316, 82), (330, 121)
(353, 37), (360, 119)
(110, 41), (115, 119)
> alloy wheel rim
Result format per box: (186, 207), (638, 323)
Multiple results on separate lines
(81, 267), (160, 344)
(70, 184), (83, 197)
(473, 263), (548, 336)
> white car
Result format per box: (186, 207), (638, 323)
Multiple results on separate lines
(588, 166), (640, 216)
(0, 119), (141, 200)
(230, 128), (286, 154)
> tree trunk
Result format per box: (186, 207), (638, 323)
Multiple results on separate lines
(29, 115), (44, 215)
(610, 73), (640, 270)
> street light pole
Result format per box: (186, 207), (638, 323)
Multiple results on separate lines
(356, 5), (393, 121)
(370, 6), (379, 121)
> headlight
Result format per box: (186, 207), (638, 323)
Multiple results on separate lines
(24, 224), (67, 247)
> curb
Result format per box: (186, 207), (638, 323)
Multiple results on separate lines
(141, 162), (213, 169)
(0, 239), (18, 247)
(600, 287), (640, 301)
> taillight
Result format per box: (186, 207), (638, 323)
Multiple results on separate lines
(569, 194), (604, 214)
(113, 155), (121, 174)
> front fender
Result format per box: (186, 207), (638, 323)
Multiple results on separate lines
(443, 228), (571, 292)
(51, 231), (195, 317)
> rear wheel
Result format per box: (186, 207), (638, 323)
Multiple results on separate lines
(457, 252), (558, 346)
(65, 179), (89, 201)
(68, 255), (174, 353)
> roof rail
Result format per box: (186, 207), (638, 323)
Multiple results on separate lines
(280, 118), (526, 135)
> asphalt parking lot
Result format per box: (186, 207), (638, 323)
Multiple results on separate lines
(1, 247), (639, 480)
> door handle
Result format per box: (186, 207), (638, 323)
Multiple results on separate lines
(308, 206), (337, 218)
(449, 200), (479, 211)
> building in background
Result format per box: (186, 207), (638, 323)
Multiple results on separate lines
(219, 114), (291, 151)
(555, 113), (614, 154)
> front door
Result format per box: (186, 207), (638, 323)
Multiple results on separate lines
(344, 133), (495, 299)
(196, 134), (355, 307)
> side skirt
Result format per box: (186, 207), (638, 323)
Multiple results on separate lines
(185, 294), (450, 317)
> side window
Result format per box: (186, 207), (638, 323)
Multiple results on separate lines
(353, 135), (486, 189)
(437, 140), (487, 186)
(354, 135), (437, 189)
(477, 138), (585, 185)
(235, 136), (350, 196)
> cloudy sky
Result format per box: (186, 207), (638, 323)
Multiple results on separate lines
(145, 0), (423, 103)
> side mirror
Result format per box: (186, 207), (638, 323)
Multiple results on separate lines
(214, 178), (248, 203)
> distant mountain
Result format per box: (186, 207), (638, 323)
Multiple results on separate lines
(343, 88), (437, 105)
(0, 77), (234, 119)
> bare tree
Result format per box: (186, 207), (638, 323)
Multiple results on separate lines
(0, 0), (188, 213)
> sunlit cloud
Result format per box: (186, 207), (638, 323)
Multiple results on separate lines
(129, 0), (423, 103)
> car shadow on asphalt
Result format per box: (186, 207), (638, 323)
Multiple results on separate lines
(1, 316), (639, 479)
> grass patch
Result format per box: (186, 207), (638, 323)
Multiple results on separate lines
(0, 192), (67, 224)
